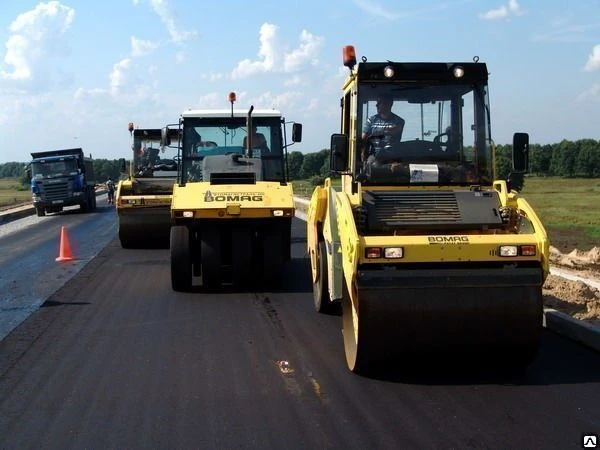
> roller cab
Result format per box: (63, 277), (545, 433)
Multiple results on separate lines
(166, 98), (302, 290)
(307, 47), (549, 374)
(116, 128), (180, 248)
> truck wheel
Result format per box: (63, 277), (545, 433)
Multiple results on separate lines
(36, 206), (45, 217)
(232, 228), (253, 287)
(263, 228), (283, 287)
(313, 241), (337, 314)
(201, 228), (221, 288)
(171, 225), (192, 291)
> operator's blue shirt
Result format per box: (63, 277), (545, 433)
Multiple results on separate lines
(363, 113), (405, 142)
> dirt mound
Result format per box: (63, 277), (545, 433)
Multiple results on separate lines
(549, 246), (600, 270)
(543, 275), (600, 323)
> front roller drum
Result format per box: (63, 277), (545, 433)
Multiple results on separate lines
(343, 267), (544, 374)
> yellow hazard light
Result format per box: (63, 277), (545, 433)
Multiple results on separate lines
(343, 45), (357, 69)
(365, 247), (381, 259)
(228, 92), (236, 103)
(499, 245), (518, 257)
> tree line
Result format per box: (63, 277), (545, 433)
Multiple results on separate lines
(1, 138), (599, 188)
(287, 138), (600, 187)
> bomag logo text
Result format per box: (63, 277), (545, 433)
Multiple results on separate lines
(204, 190), (263, 202)
(428, 236), (470, 244)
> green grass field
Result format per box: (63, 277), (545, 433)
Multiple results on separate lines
(520, 177), (600, 251)
(0, 178), (30, 207)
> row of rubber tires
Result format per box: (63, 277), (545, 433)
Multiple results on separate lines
(170, 225), (285, 291)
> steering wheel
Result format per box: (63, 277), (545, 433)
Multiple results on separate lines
(433, 132), (450, 151)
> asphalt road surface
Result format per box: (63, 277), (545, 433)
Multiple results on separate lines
(1, 213), (599, 449)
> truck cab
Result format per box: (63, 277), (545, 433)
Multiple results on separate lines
(29, 148), (96, 216)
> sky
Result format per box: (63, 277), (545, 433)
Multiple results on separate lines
(0, 0), (599, 163)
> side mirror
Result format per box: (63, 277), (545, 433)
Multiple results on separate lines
(330, 133), (349, 172)
(161, 127), (171, 147)
(512, 132), (529, 173)
(292, 123), (302, 143)
(119, 158), (127, 173)
(26, 168), (31, 179)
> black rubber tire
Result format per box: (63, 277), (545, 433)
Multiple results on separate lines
(36, 206), (45, 217)
(232, 228), (253, 287)
(262, 228), (284, 287)
(170, 225), (192, 291)
(313, 241), (338, 314)
(201, 228), (221, 288)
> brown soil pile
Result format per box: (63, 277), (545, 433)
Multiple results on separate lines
(544, 246), (600, 327)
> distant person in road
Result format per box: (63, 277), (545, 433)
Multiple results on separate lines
(361, 94), (405, 162)
(106, 177), (115, 205)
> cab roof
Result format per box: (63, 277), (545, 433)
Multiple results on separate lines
(181, 109), (282, 119)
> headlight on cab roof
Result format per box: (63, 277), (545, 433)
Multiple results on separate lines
(182, 211), (194, 218)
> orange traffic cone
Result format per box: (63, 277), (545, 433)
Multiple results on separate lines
(56, 226), (74, 262)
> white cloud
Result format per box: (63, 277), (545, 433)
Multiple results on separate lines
(232, 23), (280, 79)
(231, 23), (324, 79)
(110, 58), (131, 96)
(284, 75), (305, 87)
(74, 87), (107, 100)
(578, 83), (600, 101)
(353, 0), (401, 21)
(584, 44), (600, 71)
(250, 91), (303, 110)
(201, 72), (224, 82)
(1, 1), (75, 82)
(194, 92), (225, 109)
(305, 98), (319, 112)
(283, 30), (324, 72)
(480, 0), (524, 20)
(175, 51), (185, 64)
(149, 0), (197, 43)
(131, 36), (159, 57)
